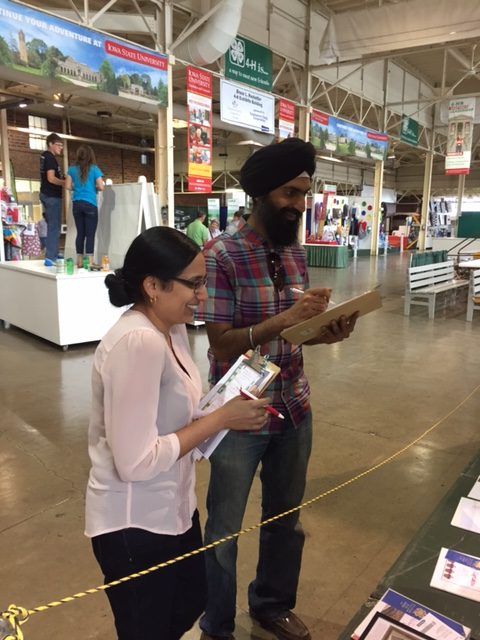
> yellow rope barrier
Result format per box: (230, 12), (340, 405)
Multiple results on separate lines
(2, 382), (479, 639)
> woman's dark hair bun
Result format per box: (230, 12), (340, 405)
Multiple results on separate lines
(105, 269), (134, 307)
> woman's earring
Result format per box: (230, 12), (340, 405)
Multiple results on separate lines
(150, 296), (156, 304)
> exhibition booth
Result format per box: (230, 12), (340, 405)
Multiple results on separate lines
(0, 179), (159, 348)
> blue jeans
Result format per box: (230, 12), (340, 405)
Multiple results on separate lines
(40, 194), (62, 262)
(199, 413), (312, 637)
(72, 200), (98, 255)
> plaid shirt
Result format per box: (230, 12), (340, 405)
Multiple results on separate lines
(200, 224), (311, 433)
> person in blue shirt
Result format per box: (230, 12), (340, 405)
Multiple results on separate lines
(66, 145), (104, 268)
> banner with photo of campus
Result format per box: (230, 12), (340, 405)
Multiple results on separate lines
(0, 0), (168, 106)
(310, 110), (388, 161)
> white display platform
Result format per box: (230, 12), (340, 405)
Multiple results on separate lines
(0, 260), (125, 349)
(432, 237), (480, 254)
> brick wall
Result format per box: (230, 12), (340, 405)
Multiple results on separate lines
(6, 110), (154, 184)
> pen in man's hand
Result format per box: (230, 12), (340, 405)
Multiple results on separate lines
(239, 389), (285, 420)
(290, 287), (336, 305)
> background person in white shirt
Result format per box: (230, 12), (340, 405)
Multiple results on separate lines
(85, 226), (269, 640)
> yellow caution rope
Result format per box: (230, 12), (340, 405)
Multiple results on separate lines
(2, 382), (479, 639)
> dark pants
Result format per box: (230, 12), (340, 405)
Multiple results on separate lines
(92, 510), (206, 640)
(40, 194), (62, 262)
(72, 200), (98, 255)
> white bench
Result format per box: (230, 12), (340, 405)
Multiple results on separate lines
(404, 261), (469, 319)
(466, 269), (480, 322)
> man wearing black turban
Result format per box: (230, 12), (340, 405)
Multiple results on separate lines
(199, 138), (357, 640)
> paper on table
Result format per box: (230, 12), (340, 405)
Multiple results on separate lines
(351, 588), (470, 640)
(430, 548), (480, 603)
(467, 475), (480, 501)
(451, 496), (480, 533)
(281, 288), (382, 346)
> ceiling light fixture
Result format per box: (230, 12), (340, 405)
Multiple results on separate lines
(236, 140), (264, 147)
(53, 103), (65, 109)
(172, 118), (188, 129)
(97, 110), (112, 118)
(318, 154), (344, 163)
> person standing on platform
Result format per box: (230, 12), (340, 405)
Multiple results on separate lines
(186, 211), (209, 248)
(85, 226), (269, 640)
(40, 133), (65, 265)
(199, 138), (358, 640)
(66, 144), (104, 268)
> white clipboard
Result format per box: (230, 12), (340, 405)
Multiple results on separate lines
(193, 349), (280, 460)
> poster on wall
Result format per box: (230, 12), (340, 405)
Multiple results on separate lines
(0, 0), (168, 105)
(310, 110), (388, 161)
(187, 66), (212, 192)
(207, 198), (220, 220)
(220, 79), (274, 134)
(445, 98), (475, 175)
(277, 99), (295, 140)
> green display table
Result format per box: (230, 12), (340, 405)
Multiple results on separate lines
(305, 244), (349, 268)
(339, 452), (480, 639)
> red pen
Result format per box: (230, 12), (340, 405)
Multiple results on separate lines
(239, 388), (285, 420)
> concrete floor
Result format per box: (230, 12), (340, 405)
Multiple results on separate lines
(1, 252), (479, 640)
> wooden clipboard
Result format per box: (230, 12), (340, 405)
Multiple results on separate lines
(280, 289), (382, 346)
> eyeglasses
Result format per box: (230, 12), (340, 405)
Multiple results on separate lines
(172, 275), (208, 295)
(267, 251), (286, 292)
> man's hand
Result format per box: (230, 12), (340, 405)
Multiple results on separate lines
(281, 287), (332, 327)
(307, 311), (359, 345)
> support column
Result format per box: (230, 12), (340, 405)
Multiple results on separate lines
(417, 151), (433, 252)
(155, 1), (174, 229)
(456, 173), (465, 236)
(370, 160), (384, 256)
(0, 110), (11, 189)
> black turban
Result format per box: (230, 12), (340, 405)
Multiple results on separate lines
(239, 137), (316, 198)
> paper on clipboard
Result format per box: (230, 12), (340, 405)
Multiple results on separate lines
(193, 350), (280, 460)
(280, 289), (382, 346)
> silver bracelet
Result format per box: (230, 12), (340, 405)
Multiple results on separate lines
(248, 325), (256, 349)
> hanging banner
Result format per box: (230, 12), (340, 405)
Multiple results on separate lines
(400, 116), (419, 146)
(277, 99), (295, 140)
(187, 66), (212, 193)
(445, 97), (475, 176)
(310, 110), (388, 161)
(225, 36), (272, 91)
(0, 0), (168, 105)
(220, 79), (274, 134)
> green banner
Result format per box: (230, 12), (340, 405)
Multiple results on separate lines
(225, 37), (272, 91)
(400, 116), (419, 146)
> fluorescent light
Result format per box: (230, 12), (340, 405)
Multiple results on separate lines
(318, 154), (343, 163)
(53, 103), (65, 109)
(19, 102), (28, 108)
(236, 140), (264, 147)
(172, 118), (188, 129)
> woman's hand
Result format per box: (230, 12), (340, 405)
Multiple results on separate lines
(217, 395), (271, 431)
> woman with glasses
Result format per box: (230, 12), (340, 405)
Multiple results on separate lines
(85, 226), (269, 640)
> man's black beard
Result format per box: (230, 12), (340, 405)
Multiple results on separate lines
(256, 197), (301, 247)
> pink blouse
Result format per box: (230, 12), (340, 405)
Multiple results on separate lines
(85, 310), (203, 537)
